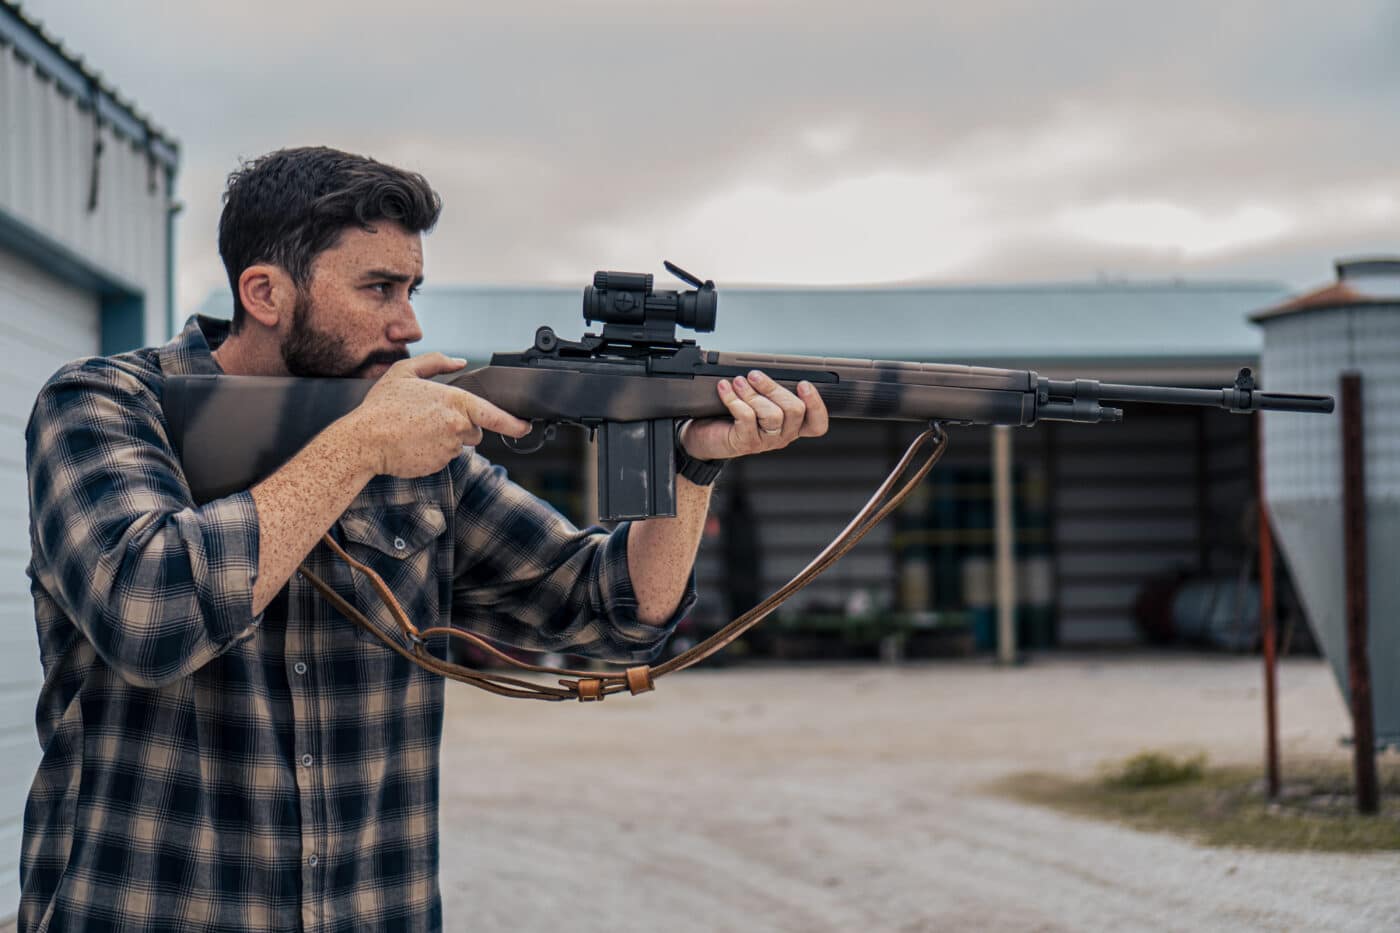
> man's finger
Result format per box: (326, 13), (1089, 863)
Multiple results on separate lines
(718, 379), (760, 449)
(747, 370), (806, 436)
(397, 352), (468, 379)
(731, 375), (786, 435)
(796, 381), (830, 437)
(456, 391), (531, 438)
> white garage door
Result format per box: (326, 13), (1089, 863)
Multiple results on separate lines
(0, 246), (100, 914)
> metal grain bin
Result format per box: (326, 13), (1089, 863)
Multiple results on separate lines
(1252, 258), (1400, 747)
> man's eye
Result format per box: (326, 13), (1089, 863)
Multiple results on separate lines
(368, 283), (391, 295)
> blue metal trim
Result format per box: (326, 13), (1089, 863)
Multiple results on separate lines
(166, 168), (179, 340)
(0, 206), (146, 351)
(0, 207), (140, 294)
(0, 1), (179, 170)
(100, 292), (145, 354)
(0, 4), (85, 94)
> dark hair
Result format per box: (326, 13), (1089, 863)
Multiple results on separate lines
(218, 146), (442, 333)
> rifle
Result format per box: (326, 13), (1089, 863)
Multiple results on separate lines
(163, 263), (1334, 701)
(167, 261), (1333, 519)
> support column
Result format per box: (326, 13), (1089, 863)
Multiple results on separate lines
(993, 426), (1017, 664)
(1255, 416), (1280, 799)
(1340, 372), (1379, 814)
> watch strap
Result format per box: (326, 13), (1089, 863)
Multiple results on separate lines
(674, 420), (727, 486)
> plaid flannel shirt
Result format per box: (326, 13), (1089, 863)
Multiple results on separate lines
(20, 316), (690, 933)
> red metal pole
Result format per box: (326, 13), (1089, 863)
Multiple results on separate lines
(1340, 373), (1379, 815)
(1255, 417), (1280, 799)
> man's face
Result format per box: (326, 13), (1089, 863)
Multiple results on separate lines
(280, 222), (425, 378)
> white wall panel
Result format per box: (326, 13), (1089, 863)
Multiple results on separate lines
(0, 243), (100, 918)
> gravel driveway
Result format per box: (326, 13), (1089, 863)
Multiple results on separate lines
(438, 655), (1399, 932)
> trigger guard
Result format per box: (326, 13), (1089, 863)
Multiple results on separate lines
(500, 420), (556, 454)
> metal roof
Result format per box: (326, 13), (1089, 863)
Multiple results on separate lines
(0, 1), (179, 170)
(405, 279), (1290, 370)
(1250, 256), (1400, 322)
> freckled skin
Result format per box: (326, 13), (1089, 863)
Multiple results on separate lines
(213, 223), (830, 621)
(212, 223), (525, 614)
(280, 225), (427, 377)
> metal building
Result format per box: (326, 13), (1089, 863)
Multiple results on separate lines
(1255, 257), (1400, 748)
(295, 276), (1290, 649)
(0, 2), (179, 915)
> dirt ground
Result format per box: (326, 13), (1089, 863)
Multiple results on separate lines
(437, 654), (1400, 932)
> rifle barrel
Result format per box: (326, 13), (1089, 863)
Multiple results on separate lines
(1097, 382), (1336, 414)
(1040, 377), (1335, 417)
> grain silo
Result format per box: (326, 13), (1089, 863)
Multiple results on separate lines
(1254, 257), (1400, 748)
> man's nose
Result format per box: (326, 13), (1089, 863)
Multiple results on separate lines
(387, 301), (423, 345)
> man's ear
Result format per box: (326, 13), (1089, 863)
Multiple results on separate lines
(237, 263), (297, 330)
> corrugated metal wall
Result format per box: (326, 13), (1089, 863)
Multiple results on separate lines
(683, 411), (1254, 649)
(696, 422), (903, 623)
(1051, 409), (1251, 644)
(0, 40), (172, 346)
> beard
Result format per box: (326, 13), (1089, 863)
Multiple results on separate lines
(279, 290), (409, 378)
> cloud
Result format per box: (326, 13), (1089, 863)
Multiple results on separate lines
(1058, 202), (1296, 258)
(17, 0), (1400, 309)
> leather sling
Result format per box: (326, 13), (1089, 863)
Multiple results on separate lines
(297, 423), (949, 701)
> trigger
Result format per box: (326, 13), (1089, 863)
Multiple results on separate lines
(500, 420), (556, 454)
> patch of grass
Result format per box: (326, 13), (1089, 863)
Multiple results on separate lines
(992, 754), (1400, 852)
(1104, 751), (1206, 789)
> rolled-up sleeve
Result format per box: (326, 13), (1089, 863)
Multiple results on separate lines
(449, 453), (693, 663)
(26, 361), (262, 688)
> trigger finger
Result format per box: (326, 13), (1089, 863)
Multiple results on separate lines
(467, 397), (531, 438)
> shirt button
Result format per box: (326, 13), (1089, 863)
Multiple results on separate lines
(393, 536), (407, 552)
(300, 753), (314, 767)
(293, 662), (308, 676)
(307, 854), (319, 867)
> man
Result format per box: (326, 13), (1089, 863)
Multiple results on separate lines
(21, 147), (828, 932)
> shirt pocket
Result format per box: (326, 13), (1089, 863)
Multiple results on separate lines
(336, 501), (448, 642)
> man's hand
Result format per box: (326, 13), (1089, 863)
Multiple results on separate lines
(346, 353), (531, 478)
(680, 370), (829, 461)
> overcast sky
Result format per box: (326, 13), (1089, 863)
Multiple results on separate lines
(19, 0), (1400, 311)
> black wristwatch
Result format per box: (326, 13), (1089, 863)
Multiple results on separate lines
(674, 420), (727, 486)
